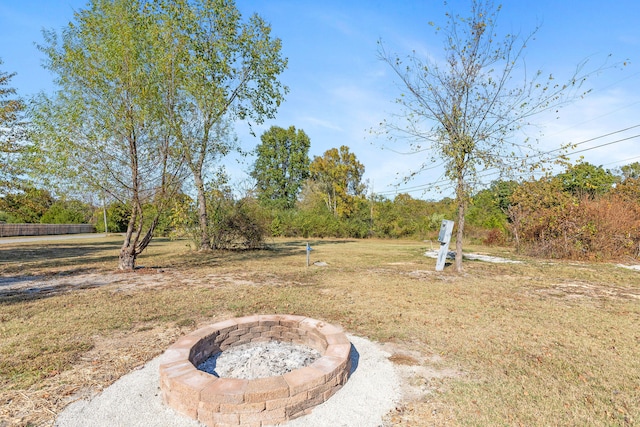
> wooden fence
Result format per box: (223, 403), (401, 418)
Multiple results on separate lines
(0, 223), (96, 238)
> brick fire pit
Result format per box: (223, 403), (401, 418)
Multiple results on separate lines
(159, 315), (352, 426)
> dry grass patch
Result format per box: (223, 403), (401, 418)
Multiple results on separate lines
(388, 353), (421, 366)
(0, 236), (639, 426)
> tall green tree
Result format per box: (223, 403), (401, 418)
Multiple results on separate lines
(152, 0), (287, 250)
(251, 125), (310, 209)
(32, 0), (184, 269)
(309, 145), (365, 218)
(0, 58), (26, 193)
(617, 161), (640, 181)
(557, 162), (616, 197)
(378, 0), (608, 271)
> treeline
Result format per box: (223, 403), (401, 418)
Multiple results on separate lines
(255, 160), (640, 263)
(0, 188), (93, 225)
(2, 158), (639, 262)
(507, 163), (640, 260)
(466, 162), (640, 260)
(247, 125), (640, 262)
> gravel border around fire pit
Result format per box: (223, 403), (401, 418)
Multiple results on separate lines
(54, 334), (401, 427)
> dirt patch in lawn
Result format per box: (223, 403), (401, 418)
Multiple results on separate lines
(530, 281), (640, 302)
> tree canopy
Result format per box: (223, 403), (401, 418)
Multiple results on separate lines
(309, 145), (365, 218)
(0, 187), (53, 223)
(251, 125), (310, 209)
(30, 0), (287, 265)
(618, 161), (640, 181)
(0, 58), (26, 193)
(32, 0), (185, 269)
(557, 162), (617, 197)
(152, 0), (287, 250)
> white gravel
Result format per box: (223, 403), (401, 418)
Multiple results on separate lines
(424, 249), (523, 263)
(54, 335), (401, 427)
(616, 264), (640, 271)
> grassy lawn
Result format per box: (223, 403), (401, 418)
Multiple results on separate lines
(1, 236), (639, 426)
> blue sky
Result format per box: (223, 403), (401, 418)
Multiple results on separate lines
(1, 0), (639, 199)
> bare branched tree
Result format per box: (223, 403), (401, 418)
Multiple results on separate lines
(378, 0), (613, 271)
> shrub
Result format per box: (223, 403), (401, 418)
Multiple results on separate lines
(209, 198), (267, 250)
(483, 228), (507, 246)
(510, 182), (640, 260)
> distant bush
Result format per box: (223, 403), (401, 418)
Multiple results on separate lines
(41, 200), (92, 224)
(209, 197), (268, 250)
(483, 228), (507, 246)
(510, 178), (640, 260)
(568, 195), (640, 260)
(93, 202), (130, 233)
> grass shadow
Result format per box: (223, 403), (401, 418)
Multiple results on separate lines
(0, 240), (120, 264)
(175, 240), (319, 265)
(0, 280), (108, 304)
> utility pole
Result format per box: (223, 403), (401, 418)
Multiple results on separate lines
(102, 194), (108, 234)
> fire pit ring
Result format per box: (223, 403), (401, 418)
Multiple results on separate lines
(159, 315), (352, 426)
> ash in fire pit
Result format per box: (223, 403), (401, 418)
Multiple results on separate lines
(197, 340), (321, 379)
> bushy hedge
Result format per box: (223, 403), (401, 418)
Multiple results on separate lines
(267, 209), (370, 239)
(260, 194), (456, 240)
(509, 178), (640, 260)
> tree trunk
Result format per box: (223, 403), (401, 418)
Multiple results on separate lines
(118, 201), (141, 270)
(194, 171), (210, 251)
(118, 211), (159, 270)
(455, 203), (465, 272)
(455, 176), (467, 273)
(118, 247), (137, 270)
(507, 205), (521, 253)
(119, 234), (139, 270)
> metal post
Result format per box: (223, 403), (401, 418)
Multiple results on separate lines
(435, 219), (454, 271)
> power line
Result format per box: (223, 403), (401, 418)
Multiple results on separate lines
(375, 65), (640, 197)
(483, 132), (640, 176)
(570, 133), (640, 156)
(601, 155), (640, 167)
(470, 132), (640, 183)
(539, 70), (640, 137)
(515, 123), (640, 159)
(566, 124), (640, 148)
(377, 126), (640, 196)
